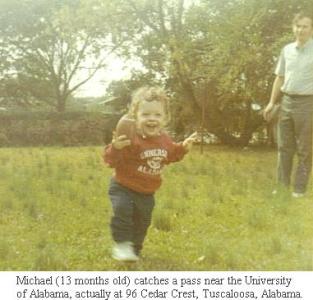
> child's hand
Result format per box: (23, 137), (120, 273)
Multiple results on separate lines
(182, 132), (198, 151)
(112, 132), (131, 150)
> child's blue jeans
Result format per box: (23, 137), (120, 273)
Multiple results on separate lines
(108, 178), (155, 254)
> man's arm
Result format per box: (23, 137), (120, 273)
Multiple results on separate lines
(263, 75), (284, 121)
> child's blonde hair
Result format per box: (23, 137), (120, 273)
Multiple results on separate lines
(128, 86), (170, 123)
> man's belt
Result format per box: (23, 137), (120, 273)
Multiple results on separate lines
(283, 93), (313, 98)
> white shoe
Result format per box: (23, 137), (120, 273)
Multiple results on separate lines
(292, 192), (305, 198)
(112, 242), (139, 262)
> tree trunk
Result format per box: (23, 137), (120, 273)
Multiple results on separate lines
(56, 96), (66, 112)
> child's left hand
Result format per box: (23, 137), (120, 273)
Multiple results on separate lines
(182, 132), (198, 151)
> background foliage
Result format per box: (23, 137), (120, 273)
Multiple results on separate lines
(1, 0), (313, 145)
(0, 111), (119, 146)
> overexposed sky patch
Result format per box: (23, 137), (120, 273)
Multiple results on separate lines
(75, 55), (142, 98)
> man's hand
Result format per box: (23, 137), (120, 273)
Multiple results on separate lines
(112, 133), (131, 150)
(263, 102), (274, 122)
(182, 132), (198, 151)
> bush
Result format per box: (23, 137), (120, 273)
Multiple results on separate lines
(0, 111), (121, 147)
(0, 132), (9, 146)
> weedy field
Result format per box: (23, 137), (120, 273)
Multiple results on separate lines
(0, 146), (312, 271)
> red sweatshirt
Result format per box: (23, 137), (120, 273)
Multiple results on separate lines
(103, 132), (187, 194)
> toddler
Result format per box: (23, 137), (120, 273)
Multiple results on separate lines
(103, 86), (196, 261)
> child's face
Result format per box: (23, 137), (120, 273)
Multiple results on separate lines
(136, 100), (165, 137)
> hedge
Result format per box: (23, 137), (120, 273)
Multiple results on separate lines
(0, 111), (121, 147)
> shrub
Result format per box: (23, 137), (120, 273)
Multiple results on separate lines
(0, 111), (121, 147)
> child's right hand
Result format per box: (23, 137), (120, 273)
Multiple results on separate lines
(112, 132), (131, 150)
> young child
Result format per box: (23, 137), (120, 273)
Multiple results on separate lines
(103, 86), (196, 262)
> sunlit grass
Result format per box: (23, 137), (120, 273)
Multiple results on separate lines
(0, 145), (312, 270)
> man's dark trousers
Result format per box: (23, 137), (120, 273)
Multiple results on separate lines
(277, 94), (313, 193)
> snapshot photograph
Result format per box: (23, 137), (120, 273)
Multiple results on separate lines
(0, 0), (312, 271)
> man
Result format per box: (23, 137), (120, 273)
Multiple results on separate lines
(263, 13), (313, 198)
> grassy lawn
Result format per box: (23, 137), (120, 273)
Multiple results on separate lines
(0, 146), (312, 270)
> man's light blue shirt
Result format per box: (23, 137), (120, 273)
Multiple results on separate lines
(275, 38), (313, 95)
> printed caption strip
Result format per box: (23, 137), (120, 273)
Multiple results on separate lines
(0, 271), (312, 300)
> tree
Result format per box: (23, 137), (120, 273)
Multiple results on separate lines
(108, 0), (312, 145)
(107, 0), (204, 137)
(0, 0), (122, 112)
(198, 0), (312, 144)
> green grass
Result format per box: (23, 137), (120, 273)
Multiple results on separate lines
(0, 145), (312, 270)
